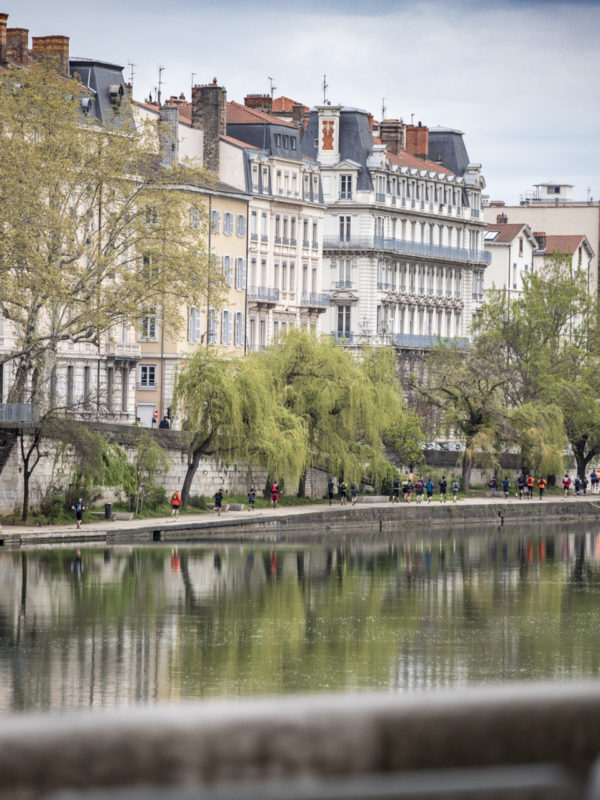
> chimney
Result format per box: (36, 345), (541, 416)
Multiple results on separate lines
(191, 79), (227, 173)
(496, 213), (508, 224)
(125, 82), (133, 99)
(0, 13), (8, 66)
(405, 121), (429, 159)
(379, 118), (405, 155)
(6, 27), (28, 66)
(533, 232), (546, 250)
(244, 93), (272, 114)
(159, 104), (179, 168)
(31, 35), (70, 75)
(292, 102), (305, 141)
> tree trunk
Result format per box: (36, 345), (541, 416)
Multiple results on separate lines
(461, 449), (473, 491)
(574, 439), (595, 481)
(181, 447), (202, 507)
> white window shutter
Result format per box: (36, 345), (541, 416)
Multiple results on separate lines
(228, 311), (233, 344)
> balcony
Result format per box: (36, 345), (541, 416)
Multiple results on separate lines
(471, 209), (480, 218)
(334, 280), (353, 289)
(301, 292), (330, 307)
(376, 192), (386, 202)
(261, 234), (268, 243)
(331, 331), (354, 344)
(377, 281), (391, 290)
(105, 342), (141, 359)
(250, 233), (258, 241)
(248, 286), (280, 304)
(0, 403), (40, 424)
(339, 192), (352, 200)
(302, 239), (310, 248)
(394, 333), (469, 350)
(275, 236), (282, 244)
(323, 235), (491, 265)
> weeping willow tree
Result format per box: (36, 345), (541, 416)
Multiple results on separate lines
(174, 349), (307, 505)
(509, 403), (565, 477)
(257, 330), (413, 493)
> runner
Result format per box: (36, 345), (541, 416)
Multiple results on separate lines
(451, 479), (460, 503)
(392, 477), (400, 503)
(405, 478), (413, 503)
(271, 481), (279, 509)
(213, 488), (223, 517)
(351, 482), (359, 505)
(502, 476), (510, 499)
(170, 489), (181, 517)
(489, 476), (498, 498)
(439, 476), (447, 503)
(425, 478), (434, 503)
(339, 478), (348, 506)
(247, 487), (256, 511)
(327, 478), (335, 506)
(415, 476), (424, 504)
(526, 474), (534, 499)
(562, 474), (571, 498)
(538, 476), (547, 499)
(517, 474), (525, 500)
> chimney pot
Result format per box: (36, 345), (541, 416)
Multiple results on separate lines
(0, 13), (8, 66)
(496, 213), (508, 224)
(31, 34), (70, 75)
(406, 123), (429, 160)
(6, 27), (28, 66)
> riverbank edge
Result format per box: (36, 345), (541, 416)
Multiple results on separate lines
(1, 498), (600, 548)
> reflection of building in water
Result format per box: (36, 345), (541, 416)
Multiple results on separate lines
(0, 535), (599, 711)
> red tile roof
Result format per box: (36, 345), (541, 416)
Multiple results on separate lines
(540, 235), (587, 255)
(484, 223), (528, 243)
(387, 149), (453, 175)
(226, 100), (295, 127)
(272, 96), (308, 113)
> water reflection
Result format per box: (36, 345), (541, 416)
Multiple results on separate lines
(1, 525), (600, 713)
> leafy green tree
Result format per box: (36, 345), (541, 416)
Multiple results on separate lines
(174, 350), (306, 506)
(0, 61), (221, 406)
(474, 259), (600, 477)
(424, 342), (508, 489)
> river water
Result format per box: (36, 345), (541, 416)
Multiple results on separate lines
(1, 523), (599, 713)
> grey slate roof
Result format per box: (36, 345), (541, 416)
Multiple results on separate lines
(427, 127), (470, 177)
(301, 108), (375, 191)
(69, 58), (133, 128)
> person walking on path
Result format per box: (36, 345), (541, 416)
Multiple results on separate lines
(439, 476), (447, 503)
(247, 487), (256, 511)
(72, 498), (85, 529)
(213, 488), (223, 516)
(538, 477), (547, 499)
(170, 490), (181, 517)
(339, 479), (348, 506)
(562, 474), (571, 498)
(489, 476), (498, 498)
(392, 477), (400, 503)
(351, 482), (359, 505)
(517, 474), (525, 500)
(452, 480), (460, 503)
(502, 477), (510, 499)
(425, 478), (434, 502)
(271, 481), (279, 509)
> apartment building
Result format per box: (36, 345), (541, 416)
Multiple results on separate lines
(484, 184), (600, 294)
(0, 14), (140, 422)
(300, 109), (489, 356)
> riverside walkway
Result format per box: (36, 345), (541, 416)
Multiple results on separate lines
(2, 493), (600, 548)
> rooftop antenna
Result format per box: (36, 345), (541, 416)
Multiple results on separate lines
(381, 98), (386, 120)
(127, 62), (136, 87)
(322, 74), (329, 105)
(157, 65), (165, 107)
(268, 76), (276, 100)
(410, 112), (415, 125)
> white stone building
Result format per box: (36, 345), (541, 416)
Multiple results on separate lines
(300, 108), (489, 353)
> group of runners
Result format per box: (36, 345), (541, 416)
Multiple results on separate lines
(328, 479), (358, 506)
(488, 470), (600, 500)
(392, 475), (460, 504)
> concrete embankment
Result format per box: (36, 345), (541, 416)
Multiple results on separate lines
(1, 497), (600, 549)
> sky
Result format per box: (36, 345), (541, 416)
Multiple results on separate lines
(8, 0), (600, 204)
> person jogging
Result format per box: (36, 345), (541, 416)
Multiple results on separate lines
(451, 479), (460, 503)
(489, 476), (498, 498)
(72, 498), (85, 529)
(351, 482), (359, 505)
(439, 476), (447, 503)
(339, 479), (348, 505)
(538, 476), (547, 499)
(526, 474), (534, 499)
(213, 488), (223, 517)
(502, 477), (510, 499)
(328, 479), (335, 506)
(425, 478), (434, 502)
(562, 474), (571, 498)
(170, 489), (181, 517)
(517, 474), (525, 500)
(392, 477), (400, 503)
(271, 481), (279, 509)
(247, 487), (256, 511)
(415, 476), (424, 504)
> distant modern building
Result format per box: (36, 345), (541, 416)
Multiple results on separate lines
(484, 184), (600, 294)
(299, 108), (489, 362)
